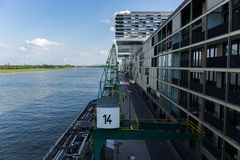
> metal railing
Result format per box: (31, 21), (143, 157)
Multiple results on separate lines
(182, 120), (202, 138)
(119, 118), (202, 139)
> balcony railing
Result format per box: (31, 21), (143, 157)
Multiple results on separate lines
(206, 56), (227, 68)
(181, 39), (190, 47)
(228, 90), (240, 106)
(205, 85), (225, 100)
(192, 31), (205, 44)
(180, 60), (189, 67)
(173, 42), (179, 50)
(202, 138), (222, 160)
(190, 81), (203, 93)
(226, 124), (240, 144)
(171, 78), (178, 85)
(208, 22), (228, 39)
(230, 55), (240, 68)
(180, 79), (188, 88)
(204, 111), (224, 132)
(232, 15), (240, 31)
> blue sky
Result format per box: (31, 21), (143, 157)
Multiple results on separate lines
(0, 0), (183, 65)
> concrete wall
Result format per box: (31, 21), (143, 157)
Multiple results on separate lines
(172, 13), (181, 32)
(207, 0), (224, 10)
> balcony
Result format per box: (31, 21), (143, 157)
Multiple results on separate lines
(232, 15), (240, 31)
(180, 79), (188, 88)
(205, 85), (225, 100)
(181, 39), (190, 47)
(190, 81), (203, 93)
(173, 42), (179, 50)
(167, 41), (172, 50)
(189, 102), (199, 115)
(226, 124), (240, 144)
(228, 90), (240, 106)
(171, 78), (178, 85)
(202, 138), (222, 160)
(162, 44), (166, 52)
(179, 98), (188, 109)
(230, 55), (240, 68)
(208, 22), (228, 39)
(204, 111), (224, 132)
(206, 56), (227, 68)
(180, 60), (189, 67)
(192, 31), (205, 44)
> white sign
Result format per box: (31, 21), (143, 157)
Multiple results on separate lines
(97, 107), (120, 129)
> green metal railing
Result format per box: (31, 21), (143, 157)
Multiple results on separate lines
(98, 44), (119, 98)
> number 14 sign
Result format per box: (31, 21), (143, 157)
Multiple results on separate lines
(96, 107), (120, 129)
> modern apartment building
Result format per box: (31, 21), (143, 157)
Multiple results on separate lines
(115, 11), (172, 72)
(132, 0), (240, 159)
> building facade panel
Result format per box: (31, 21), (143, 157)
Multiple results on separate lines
(132, 0), (240, 159)
(172, 13), (181, 32)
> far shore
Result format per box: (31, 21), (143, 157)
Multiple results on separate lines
(0, 68), (77, 74)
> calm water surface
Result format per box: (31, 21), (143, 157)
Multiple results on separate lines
(0, 68), (102, 160)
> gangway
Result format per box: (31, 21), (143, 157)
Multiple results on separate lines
(93, 119), (201, 160)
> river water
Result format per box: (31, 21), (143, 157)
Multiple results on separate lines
(0, 68), (102, 160)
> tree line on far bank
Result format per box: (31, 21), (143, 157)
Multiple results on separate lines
(0, 64), (75, 70)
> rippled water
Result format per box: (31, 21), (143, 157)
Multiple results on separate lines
(0, 68), (102, 160)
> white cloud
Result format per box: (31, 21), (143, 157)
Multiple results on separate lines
(26, 38), (59, 48)
(100, 18), (111, 24)
(114, 10), (131, 16)
(63, 58), (68, 62)
(0, 43), (10, 49)
(19, 46), (27, 52)
(110, 26), (115, 32)
(99, 50), (108, 56)
(19, 38), (61, 52)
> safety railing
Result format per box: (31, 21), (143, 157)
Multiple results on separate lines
(183, 120), (201, 139)
(120, 117), (140, 131)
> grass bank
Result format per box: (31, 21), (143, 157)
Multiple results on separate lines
(0, 68), (75, 74)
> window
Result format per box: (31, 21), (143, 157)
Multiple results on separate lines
(151, 57), (158, 67)
(192, 49), (202, 67)
(206, 71), (216, 82)
(145, 68), (149, 76)
(229, 73), (240, 91)
(207, 46), (218, 58)
(154, 46), (158, 56)
(231, 40), (240, 55)
(181, 70), (188, 80)
(192, 72), (201, 81)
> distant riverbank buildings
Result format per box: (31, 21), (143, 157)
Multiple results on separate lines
(130, 0), (240, 159)
(114, 11), (172, 73)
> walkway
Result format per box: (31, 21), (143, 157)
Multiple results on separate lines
(116, 83), (150, 160)
(129, 84), (182, 160)
(115, 80), (182, 160)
